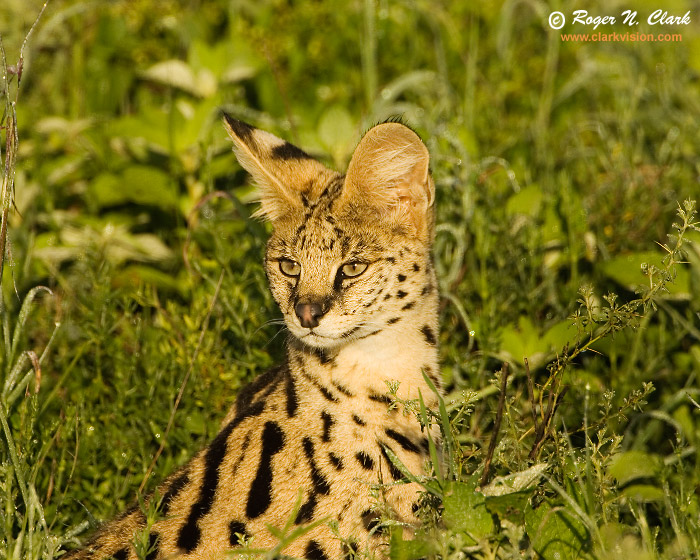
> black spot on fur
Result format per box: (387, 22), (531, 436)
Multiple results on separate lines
(145, 532), (159, 560)
(296, 438), (331, 524)
(234, 367), (283, 417)
(402, 301), (415, 310)
(396, 290), (408, 299)
(305, 439), (331, 494)
(112, 549), (128, 560)
(424, 365), (439, 386)
(311, 346), (334, 366)
(386, 256), (396, 263)
(285, 372), (298, 417)
(421, 284), (432, 296)
(421, 325), (436, 345)
(369, 392), (392, 405)
(387, 317), (401, 325)
(383, 293), (392, 300)
(223, 115), (255, 143)
(246, 422), (286, 518)
(397, 274), (407, 282)
(352, 414), (366, 426)
(321, 410), (334, 442)
(361, 509), (384, 535)
(161, 469), (189, 516)
(380, 444), (404, 481)
(302, 371), (339, 403)
(413, 263), (420, 272)
(232, 431), (251, 476)
(386, 429), (421, 453)
(229, 520), (249, 546)
(342, 540), (358, 559)
(271, 141), (314, 160)
(305, 540), (329, 560)
(177, 393), (267, 552)
(332, 381), (354, 397)
(356, 451), (374, 470)
(329, 452), (344, 470)
(356, 329), (383, 340)
(412, 501), (421, 514)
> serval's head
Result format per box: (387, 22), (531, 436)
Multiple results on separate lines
(225, 115), (436, 350)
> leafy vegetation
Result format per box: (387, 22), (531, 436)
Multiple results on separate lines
(1, 0), (699, 558)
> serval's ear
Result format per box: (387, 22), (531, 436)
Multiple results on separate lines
(223, 115), (334, 221)
(342, 122), (434, 239)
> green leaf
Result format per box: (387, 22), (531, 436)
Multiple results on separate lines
(389, 527), (433, 560)
(317, 105), (355, 166)
(620, 484), (666, 502)
(443, 480), (494, 545)
(485, 491), (531, 523)
(525, 501), (590, 560)
(119, 165), (178, 209)
(607, 451), (663, 486)
(506, 184), (544, 217)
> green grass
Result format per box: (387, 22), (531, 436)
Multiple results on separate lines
(1, 0), (700, 558)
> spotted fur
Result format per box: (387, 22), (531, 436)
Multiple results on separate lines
(64, 116), (441, 559)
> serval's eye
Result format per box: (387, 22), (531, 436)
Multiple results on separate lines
(279, 259), (301, 277)
(341, 262), (368, 278)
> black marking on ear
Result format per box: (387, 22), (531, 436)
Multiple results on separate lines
(112, 549), (128, 560)
(161, 469), (190, 516)
(246, 422), (286, 518)
(396, 290), (408, 299)
(421, 325), (436, 345)
(402, 301), (415, 311)
(271, 141), (315, 160)
(329, 452), (344, 470)
(305, 540), (330, 560)
(379, 444), (404, 481)
(229, 521), (249, 546)
(285, 371), (298, 417)
(145, 532), (159, 560)
(385, 429), (421, 453)
(387, 317), (401, 325)
(321, 410), (335, 442)
(352, 414), (366, 426)
(223, 114), (255, 143)
(355, 451), (375, 470)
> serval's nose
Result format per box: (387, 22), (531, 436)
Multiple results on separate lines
(295, 302), (325, 328)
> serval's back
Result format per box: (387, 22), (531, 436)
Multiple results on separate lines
(65, 115), (441, 559)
